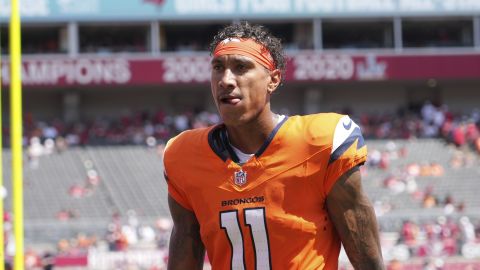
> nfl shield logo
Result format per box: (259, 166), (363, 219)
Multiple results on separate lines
(234, 170), (247, 186)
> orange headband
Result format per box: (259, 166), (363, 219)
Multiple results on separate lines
(213, 38), (276, 71)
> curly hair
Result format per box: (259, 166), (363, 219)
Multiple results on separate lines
(209, 21), (287, 79)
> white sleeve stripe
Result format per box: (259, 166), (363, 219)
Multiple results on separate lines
(331, 115), (360, 154)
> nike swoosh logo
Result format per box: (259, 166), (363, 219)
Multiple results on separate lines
(343, 119), (352, 130)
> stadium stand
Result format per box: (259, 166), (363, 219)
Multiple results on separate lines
(2, 146), (168, 241)
(3, 119), (480, 230)
(1, 105), (479, 267)
(2, 135), (480, 268)
(365, 139), (480, 223)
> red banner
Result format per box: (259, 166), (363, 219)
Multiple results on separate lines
(54, 254), (88, 267)
(288, 52), (480, 82)
(1, 52), (479, 87)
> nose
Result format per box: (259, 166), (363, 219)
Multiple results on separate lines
(218, 68), (236, 91)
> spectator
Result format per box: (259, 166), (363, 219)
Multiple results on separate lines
(423, 194), (437, 208)
(452, 124), (466, 147)
(368, 149), (382, 167)
(27, 136), (44, 169)
(459, 216), (476, 245)
(387, 259), (403, 270)
(139, 225), (156, 245)
(401, 220), (420, 253)
(476, 137), (480, 154)
(429, 163), (444, 177)
(68, 184), (85, 198)
(41, 252), (55, 270)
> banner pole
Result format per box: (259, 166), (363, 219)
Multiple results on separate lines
(0, 22), (5, 270)
(10, 0), (25, 268)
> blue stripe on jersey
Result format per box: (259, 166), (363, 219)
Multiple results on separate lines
(329, 127), (365, 164)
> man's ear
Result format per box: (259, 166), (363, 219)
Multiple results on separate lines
(267, 69), (282, 94)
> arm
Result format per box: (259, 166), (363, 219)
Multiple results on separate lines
(326, 166), (385, 270)
(167, 195), (205, 270)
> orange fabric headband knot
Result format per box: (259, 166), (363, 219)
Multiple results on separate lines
(213, 38), (276, 71)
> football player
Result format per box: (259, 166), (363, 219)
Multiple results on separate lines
(164, 22), (384, 270)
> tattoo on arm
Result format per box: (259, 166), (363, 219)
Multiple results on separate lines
(326, 167), (385, 270)
(167, 196), (205, 270)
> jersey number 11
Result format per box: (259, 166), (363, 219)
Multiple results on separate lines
(220, 207), (272, 270)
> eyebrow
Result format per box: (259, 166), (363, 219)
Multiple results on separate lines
(233, 57), (255, 66)
(211, 58), (222, 65)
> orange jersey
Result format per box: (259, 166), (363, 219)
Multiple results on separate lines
(164, 113), (367, 270)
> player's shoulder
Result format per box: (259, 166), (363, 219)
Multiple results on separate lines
(300, 112), (344, 127)
(164, 126), (214, 160)
(288, 113), (360, 147)
(295, 112), (346, 135)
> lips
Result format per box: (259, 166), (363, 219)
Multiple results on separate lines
(219, 95), (242, 105)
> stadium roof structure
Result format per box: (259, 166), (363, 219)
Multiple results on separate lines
(1, 0), (480, 22)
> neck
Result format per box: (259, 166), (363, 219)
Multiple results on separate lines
(225, 110), (278, 154)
